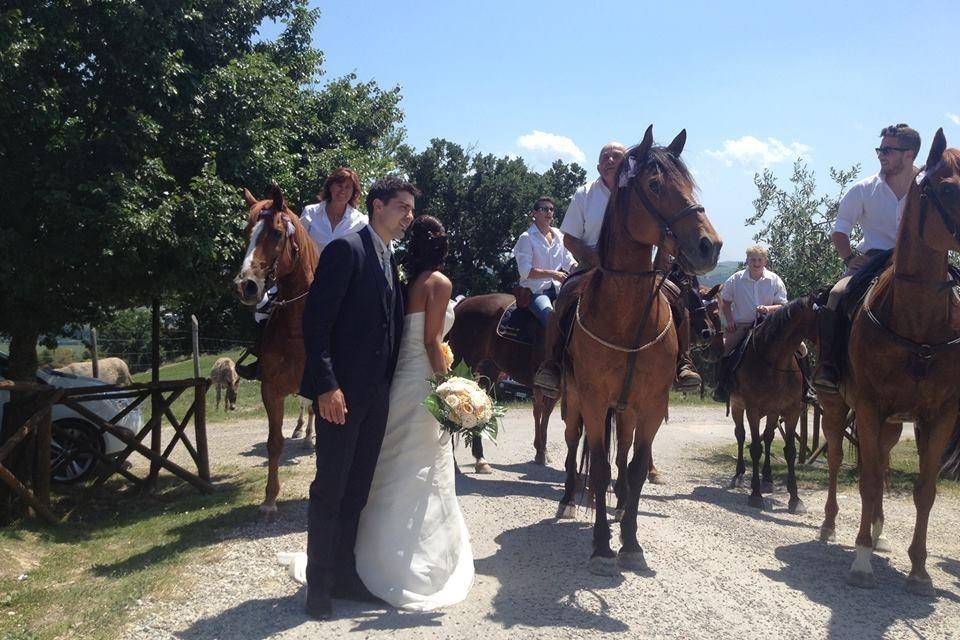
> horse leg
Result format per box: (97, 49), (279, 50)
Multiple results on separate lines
(647, 445), (665, 485)
(305, 404), (315, 442)
(848, 403), (884, 588)
(783, 407), (805, 514)
(819, 402), (847, 543)
(532, 389), (549, 465)
(731, 400), (746, 488)
(539, 394), (557, 467)
(556, 403), (582, 520)
(746, 408), (765, 509)
(612, 423), (633, 523)
(292, 398), (305, 439)
(618, 418), (658, 573)
(873, 422), (903, 553)
(905, 413), (955, 595)
(260, 384), (285, 517)
(760, 414), (776, 493)
(587, 417), (618, 576)
(215, 385), (222, 411)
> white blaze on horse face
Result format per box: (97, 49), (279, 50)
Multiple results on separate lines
(241, 220), (265, 278)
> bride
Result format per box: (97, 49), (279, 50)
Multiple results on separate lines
(353, 214), (474, 610)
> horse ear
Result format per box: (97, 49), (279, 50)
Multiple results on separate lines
(242, 188), (258, 207)
(667, 129), (687, 157)
(269, 183), (286, 211)
(926, 128), (947, 169)
(631, 125), (654, 159)
(704, 283), (721, 300)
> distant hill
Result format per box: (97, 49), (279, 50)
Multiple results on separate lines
(699, 261), (741, 287)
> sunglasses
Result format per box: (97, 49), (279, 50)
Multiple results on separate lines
(534, 206), (555, 212)
(875, 146), (910, 156)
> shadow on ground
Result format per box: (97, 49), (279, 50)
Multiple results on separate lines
(649, 484), (817, 530)
(762, 540), (960, 639)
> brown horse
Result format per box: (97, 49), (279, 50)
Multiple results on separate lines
(448, 294), (556, 465)
(717, 295), (819, 511)
(556, 126), (721, 575)
(233, 185), (319, 515)
(818, 128), (960, 594)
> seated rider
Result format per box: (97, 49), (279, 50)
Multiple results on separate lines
(237, 167), (367, 380)
(812, 124), (921, 393)
(533, 141), (702, 397)
(712, 245), (788, 402)
(512, 196), (577, 328)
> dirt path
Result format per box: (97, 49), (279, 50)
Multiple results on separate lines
(126, 405), (960, 639)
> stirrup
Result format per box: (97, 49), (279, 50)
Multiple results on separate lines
(236, 359), (260, 381)
(812, 365), (840, 395)
(673, 369), (702, 393)
(533, 366), (561, 399)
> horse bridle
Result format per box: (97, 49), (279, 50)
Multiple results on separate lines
(256, 207), (303, 305)
(918, 163), (960, 245)
(630, 170), (705, 248)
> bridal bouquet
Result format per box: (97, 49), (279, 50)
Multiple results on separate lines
(423, 361), (503, 445)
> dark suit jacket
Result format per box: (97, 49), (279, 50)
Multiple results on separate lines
(299, 226), (404, 404)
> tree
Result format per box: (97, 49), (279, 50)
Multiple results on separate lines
(397, 140), (586, 295)
(746, 160), (861, 298)
(0, 1), (404, 380)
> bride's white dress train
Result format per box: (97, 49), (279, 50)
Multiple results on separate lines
(280, 301), (474, 611)
(354, 301), (474, 611)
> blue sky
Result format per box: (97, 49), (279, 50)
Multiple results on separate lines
(260, 0), (960, 261)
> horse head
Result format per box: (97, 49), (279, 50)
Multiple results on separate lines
(233, 184), (313, 306)
(697, 284), (725, 362)
(604, 125), (722, 275)
(917, 128), (960, 253)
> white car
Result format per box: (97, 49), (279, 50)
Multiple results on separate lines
(0, 352), (143, 483)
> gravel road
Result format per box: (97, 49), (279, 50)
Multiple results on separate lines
(125, 405), (960, 640)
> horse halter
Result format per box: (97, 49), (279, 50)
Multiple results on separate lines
(256, 207), (301, 292)
(918, 164), (960, 246)
(629, 171), (705, 246)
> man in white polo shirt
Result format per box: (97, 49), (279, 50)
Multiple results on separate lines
(813, 124), (921, 392)
(713, 246), (788, 401)
(513, 196), (577, 327)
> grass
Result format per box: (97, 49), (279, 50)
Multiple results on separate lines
(704, 439), (960, 497)
(0, 463), (311, 640)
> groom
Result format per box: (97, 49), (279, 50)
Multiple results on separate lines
(299, 176), (417, 619)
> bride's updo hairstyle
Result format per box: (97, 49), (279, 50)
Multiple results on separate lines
(403, 215), (448, 286)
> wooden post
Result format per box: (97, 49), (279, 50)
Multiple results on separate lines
(90, 327), (99, 380)
(147, 298), (162, 488)
(194, 378), (210, 482)
(191, 315), (200, 379)
(33, 403), (52, 512)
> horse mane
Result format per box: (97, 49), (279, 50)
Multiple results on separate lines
(751, 295), (809, 349)
(596, 145), (698, 265)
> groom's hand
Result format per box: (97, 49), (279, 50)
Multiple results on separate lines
(316, 388), (348, 425)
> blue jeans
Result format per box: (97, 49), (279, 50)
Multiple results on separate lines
(530, 287), (557, 328)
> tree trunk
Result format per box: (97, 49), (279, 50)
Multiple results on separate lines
(0, 328), (40, 523)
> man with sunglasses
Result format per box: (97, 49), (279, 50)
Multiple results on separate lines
(513, 196), (577, 328)
(813, 124), (921, 392)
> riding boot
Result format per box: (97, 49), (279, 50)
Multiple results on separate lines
(797, 350), (817, 403)
(533, 313), (562, 399)
(671, 302), (702, 392)
(236, 319), (266, 381)
(812, 307), (841, 394)
(711, 353), (733, 403)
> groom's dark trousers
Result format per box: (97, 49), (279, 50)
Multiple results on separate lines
(300, 226), (404, 597)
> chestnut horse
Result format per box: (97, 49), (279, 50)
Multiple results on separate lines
(556, 126), (721, 575)
(448, 293), (556, 465)
(818, 128), (960, 594)
(233, 185), (319, 515)
(717, 295), (819, 512)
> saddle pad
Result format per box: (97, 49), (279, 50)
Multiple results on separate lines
(728, 325), (753, 379)
(843, 249), (894, 318)
(497, 302), (538, 345)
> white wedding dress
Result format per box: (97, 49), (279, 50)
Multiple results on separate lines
(281, 301), (474, 610)
(354, 300), (474, 610)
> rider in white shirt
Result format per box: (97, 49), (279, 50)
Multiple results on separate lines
(513, 197), (577, 327)
(813, 124), (921, 393)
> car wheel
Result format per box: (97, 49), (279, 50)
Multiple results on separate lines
(51, 419), (104, 484)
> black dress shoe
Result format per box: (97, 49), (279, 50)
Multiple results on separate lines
(332, 579), (383, 603)
(305, 588), (333, 620)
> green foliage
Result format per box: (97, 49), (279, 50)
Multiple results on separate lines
(0, 1), (404, 376)
(397, 140), (586, 295)
(746, 160), (861, 297)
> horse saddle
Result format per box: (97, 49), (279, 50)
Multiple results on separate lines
(727, 323), (756, 381)
(497, 302), (539, 345)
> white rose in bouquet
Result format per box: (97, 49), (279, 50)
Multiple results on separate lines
(461, 412), (478, 428)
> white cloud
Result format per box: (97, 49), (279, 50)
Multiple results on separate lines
(705, 135), (811, 169)
(948, 113), (960, 126)
(516, 130), (586, 169)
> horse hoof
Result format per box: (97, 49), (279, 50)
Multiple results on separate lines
(259, 504), (278, 520)
(291, 427), (303, 439)
(534, 451), (547, 466)
(847, 570), (876, 589)
(588, 555), (621, 577)
(818, 526), (836, 543)
(612, 508), (624, 523)
(873, 537), (893, 554)
(302, 438), (314, 450)
(760, 480), (775, 494)
(618, 550), (649, 573)
(647, 472), (666, 485)
(748, 495), (765, 510)
(788, 499), (806, 515)
(556, 503), (577, 520)
(906, 575), (935, 597)
(475, 460), (493, 474)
